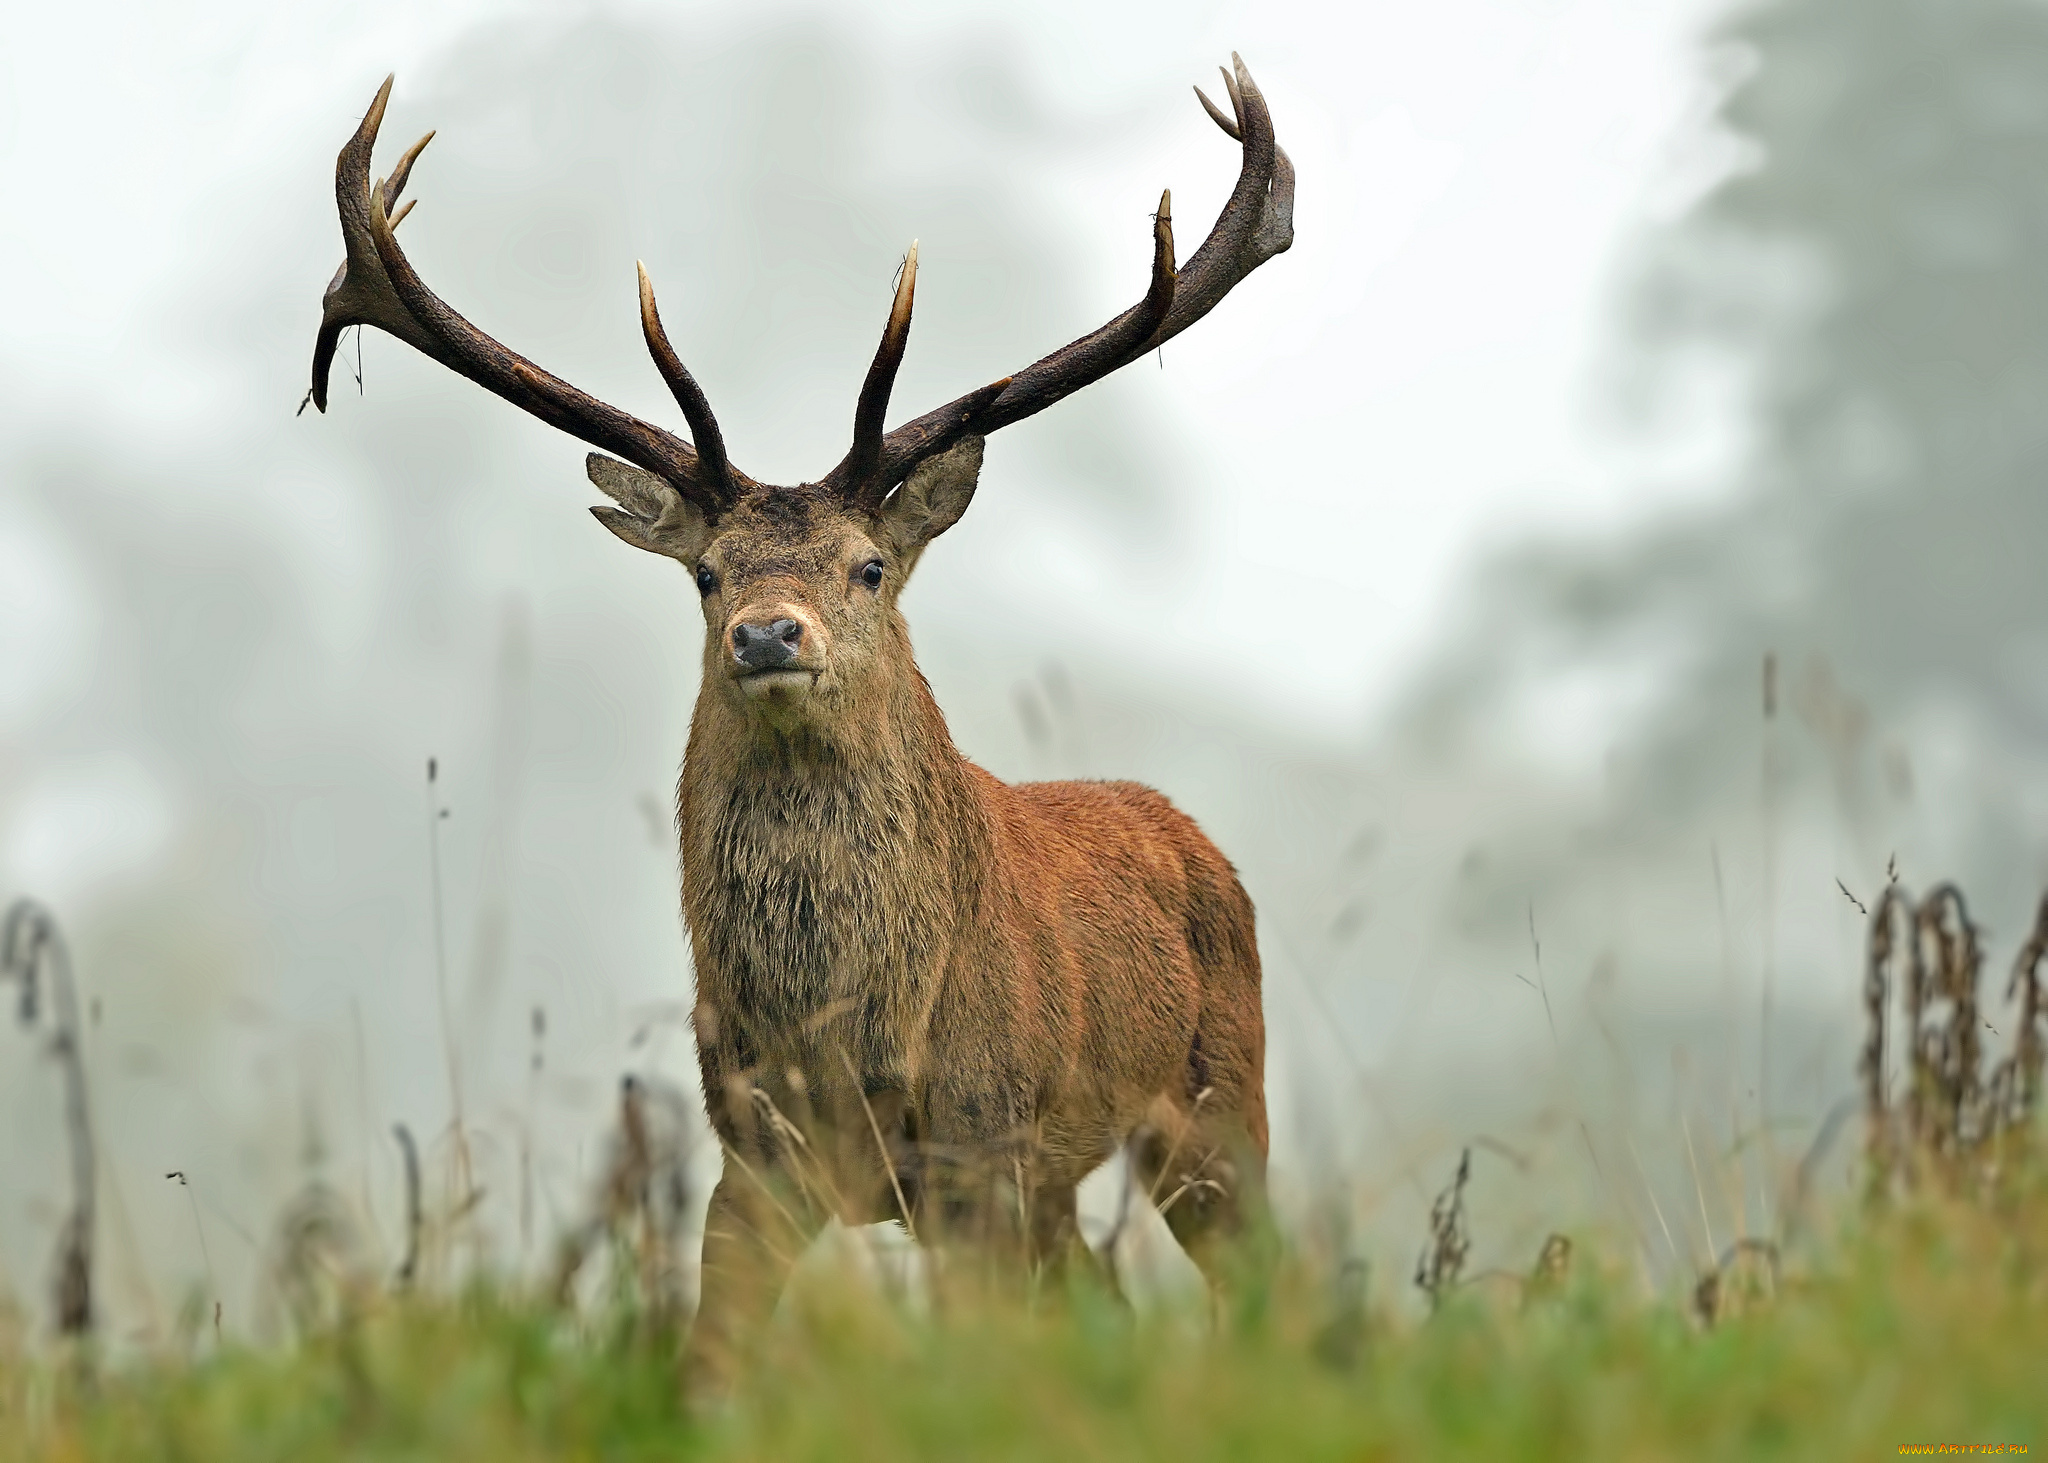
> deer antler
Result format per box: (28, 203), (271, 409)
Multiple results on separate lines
(844, 242), (920, 505)
(304, 76), (744, 515)
(825, 52), (1294, 509)
(308, 62), (1290, 520)
(637, 262), (738, 506)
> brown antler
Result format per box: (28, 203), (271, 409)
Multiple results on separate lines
(637, 262), (738, 506)
(304, 76), (744, 515)
(825, 52), (1293, 508)
(843, 242), (919, 507)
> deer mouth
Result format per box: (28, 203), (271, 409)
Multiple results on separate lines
(735, 667), (816, 699)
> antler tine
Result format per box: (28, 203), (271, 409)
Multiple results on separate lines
(1221, 61), (1246, 127)
(380, 128), (435, 217)
(637, 262), (738, 509)
(1194, 82), (1238, 140)
(306, 77), (736, 517)
(847, 53), (1289, 503)
(1214, 53), (1292, 263)
(1156, 53), (1291, 339)
(1150, 189), (1177, 308)
(844, 242), (919, 509)
(1196, 62), (1298, 255)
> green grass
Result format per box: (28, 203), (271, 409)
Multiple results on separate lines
(4, 1174), (2044, 1462)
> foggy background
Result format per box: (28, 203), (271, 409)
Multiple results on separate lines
(6, 0), (2046, 1337)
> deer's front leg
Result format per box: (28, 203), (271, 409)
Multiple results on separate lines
(686, 1159), (817, 1399)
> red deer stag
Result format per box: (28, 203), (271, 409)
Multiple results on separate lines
(306, 58), (1292, 1383)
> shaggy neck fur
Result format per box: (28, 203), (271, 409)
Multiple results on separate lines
(679, 617), (989, 1084)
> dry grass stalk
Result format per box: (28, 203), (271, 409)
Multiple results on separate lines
(1530, 1232), (1573, 1296)
(550, 1076), (695, 1321)
(2, 901), (96, 1338)
(836, 1045), (917, 1245)
(1413, 1148), (1471, 1310)
(268, 1182), (372, 1337)
(1423, 1231), (1577, 1321)
(391, 1124), (422, 1292)
(163, 1172), (220, 1341)
(1862, 880), (2046, 1193)
(420, 758), (477, 1225)
(1692, 1237), (1779, 1329)
(1861, 885), (1907, 1167)
(1986, 890), (2048, 1132)
(1907, 886), (1983, 1157)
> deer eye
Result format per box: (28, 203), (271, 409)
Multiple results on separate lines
(695, 563), (717, 595)
(859, 560), (885, 590)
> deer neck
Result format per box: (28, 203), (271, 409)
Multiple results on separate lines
(679, 632), (986, 1029)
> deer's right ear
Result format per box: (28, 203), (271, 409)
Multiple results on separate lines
(586, 454), (714, 562)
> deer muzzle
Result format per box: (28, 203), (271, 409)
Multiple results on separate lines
(732, 617), (802, 669)
(728, 608), (821, 698)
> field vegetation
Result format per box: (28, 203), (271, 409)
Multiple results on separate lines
(1, 1174), (2044, 1459)
(1, 886), (2045, 1460)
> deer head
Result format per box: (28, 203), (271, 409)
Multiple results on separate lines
(304, 61), (1292, 733)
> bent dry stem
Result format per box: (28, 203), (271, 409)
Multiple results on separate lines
(2, 901), (96, 1338)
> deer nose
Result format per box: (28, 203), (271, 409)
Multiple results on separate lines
(732, 618), (803, 670)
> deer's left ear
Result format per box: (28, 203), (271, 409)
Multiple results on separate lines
(877, 436), (983, 551)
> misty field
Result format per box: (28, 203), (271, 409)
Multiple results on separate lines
(3, 878), (2044, 1462)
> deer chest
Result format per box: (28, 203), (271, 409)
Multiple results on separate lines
(683, 769), (956, 1056)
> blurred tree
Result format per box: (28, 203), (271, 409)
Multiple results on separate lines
(1405, 0), (2048, 909)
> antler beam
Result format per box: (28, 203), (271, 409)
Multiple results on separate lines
(306, 76), (743, 515)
